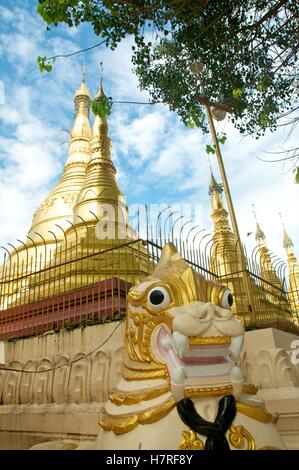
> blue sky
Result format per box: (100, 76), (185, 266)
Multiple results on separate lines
(0, 0), (298, 263)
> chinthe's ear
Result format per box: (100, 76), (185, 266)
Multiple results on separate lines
(155, 243), (189, 274)
(158, 243), (178, 266)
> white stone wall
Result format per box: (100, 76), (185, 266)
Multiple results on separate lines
(0, 325), (299, 449)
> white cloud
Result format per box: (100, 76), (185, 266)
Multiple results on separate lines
(0, 81), (4, 105)
(0, 6), (86, 246)
(151, 127), (205, 180)
(0, 6), (14, 21)
(95, 37), (150, 101)
(0, 33), (37, 64)
(0, 84), (64, 245)
(112, 109), (166, 163)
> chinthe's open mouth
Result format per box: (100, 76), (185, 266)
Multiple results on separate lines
(154, 325), (243, 385)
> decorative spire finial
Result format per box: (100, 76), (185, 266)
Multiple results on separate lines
(280, 213), (294, 249)
(74, 64), (90, 99)
(209, 170), (223, 195)
(252, 204), (265, 241)
(279, 212), (285, 230)
(94, 61), (105, 100)
(100, 61), (103, 87)
(252, 203), (257, 223)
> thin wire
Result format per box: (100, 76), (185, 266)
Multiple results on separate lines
(1, 319), (125, 374)
(112, 100), (161, 105)
(46, 39), (107, 61)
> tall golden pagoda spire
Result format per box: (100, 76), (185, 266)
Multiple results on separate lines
(280, 213), (295, 255)
(280, 214), (299, 320)
(209, 171), (225, 211)
(28, 67), (91, 244)
(209, 171), (248, 317)
(253, 206), (282, 290)
(46, 72), (147, 297)
(73, 76), (128, 237)
(283, 229), (294, 251)
(253, 206), (266, 244)
(209, 171), (238, 265)
(252, 205), (266, 243)
(69, 64), (91, 143)
(255, 223), (265, 242)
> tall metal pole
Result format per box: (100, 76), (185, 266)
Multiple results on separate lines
(205, 104), (256, 323)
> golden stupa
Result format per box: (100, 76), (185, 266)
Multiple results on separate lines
(283, 224), (299, 317)
(0, 71), (149, 308)
(209, 172), (296, 328)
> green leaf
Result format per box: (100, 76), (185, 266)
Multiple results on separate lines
(91, 95), (113, 118)
(193, 116), (200, 127)
(258, 110), (270, 126)
(232, 88), (243, 98)
(218, 133), (227, 145)
(36, 4), (44, 15)
(37, 56), (46, 72)
(186, 121), (195, 128)
(206, 144), (216, 155)
(294, 167), (299, 184)
(37, 56), (54, 73)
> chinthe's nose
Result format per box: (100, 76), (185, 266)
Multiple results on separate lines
(197, 302), (214, 319)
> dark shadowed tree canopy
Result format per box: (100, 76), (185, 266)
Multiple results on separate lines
(37, 1), (298, 142)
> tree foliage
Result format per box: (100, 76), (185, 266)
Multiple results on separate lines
(37, 1), (298, 130)
(90, 93), (113, 118)
(36, 1), (298, 177)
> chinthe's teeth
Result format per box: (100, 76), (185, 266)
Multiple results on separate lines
(228, 335), (244, 360)
(172, 367), (186, 384)
(230, 366), (244, 398)
(172, 331), (189, 358)
(160, 336), (173, 351)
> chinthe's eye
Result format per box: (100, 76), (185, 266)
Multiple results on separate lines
(147, 287), (170, 310)
(221, 289), (233, 309)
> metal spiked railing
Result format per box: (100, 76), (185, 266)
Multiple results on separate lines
(0, 210), (297, 340)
